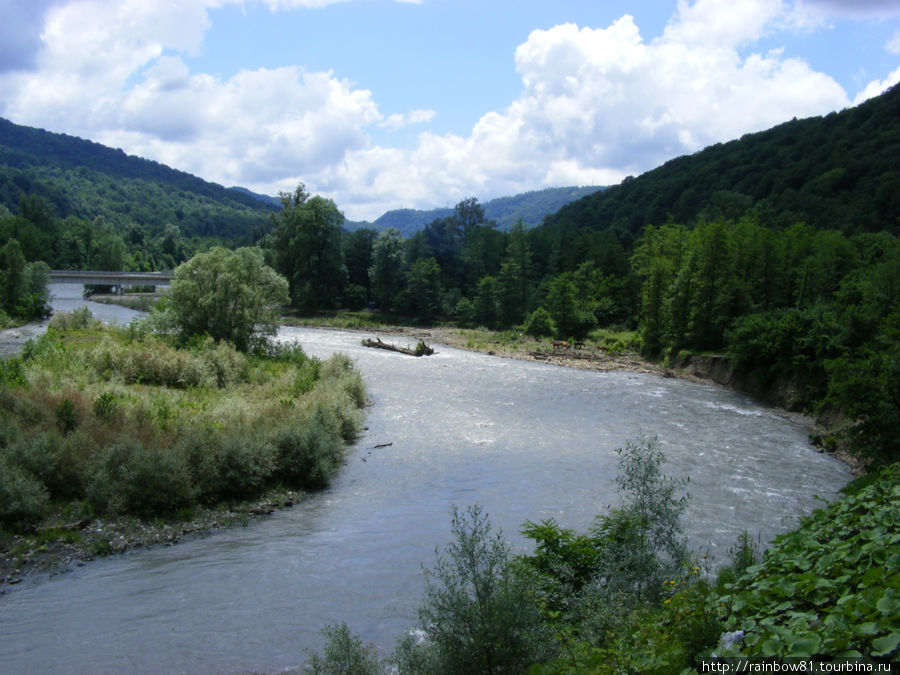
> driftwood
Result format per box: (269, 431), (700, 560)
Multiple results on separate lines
(36, 518), (92, 533)
(362, 337), (435, 357)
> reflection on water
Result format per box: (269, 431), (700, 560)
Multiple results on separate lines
(0, 292), (851, 673)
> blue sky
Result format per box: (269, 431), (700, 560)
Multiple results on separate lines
(1, 0), (899, 221)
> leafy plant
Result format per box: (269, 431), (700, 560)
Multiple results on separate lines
(304, 623), (385, 674)
(715, 462), (900, 660)
(396, 504), (554, 674)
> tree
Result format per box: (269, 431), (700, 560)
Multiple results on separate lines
(160, 246), (288, 352)
(271, 186), (347, 314)
(368, 228), (407, 311)
(496, 260), (529, 326)
(545, 273), (596, 339)
(0, 238), (26, 314)
(404, 257), (442, 321)
(343, 228), (378, 301)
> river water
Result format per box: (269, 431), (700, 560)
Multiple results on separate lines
(0, 285), (851, 673)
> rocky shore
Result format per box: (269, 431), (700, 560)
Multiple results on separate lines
(1, 490), (296, 591)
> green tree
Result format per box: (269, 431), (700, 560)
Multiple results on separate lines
(404, 257), (443, 321)
(271, 185), (347, 314)
(472, 275), (499, 327)
(369, 228), (407, 311)
(343, 228), (377, 301)
(496, 260), (529, 326)
(546, 273), (596, 339)
(0, 238), (27, 314)
(160, 246), (288, 351)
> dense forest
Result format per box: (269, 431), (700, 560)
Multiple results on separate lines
(0, 116), (278, 277)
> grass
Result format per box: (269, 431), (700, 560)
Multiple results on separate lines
(1, 311), (367, 535)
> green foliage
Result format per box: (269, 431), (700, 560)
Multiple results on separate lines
(304, 623), (385, 675)
(396, 504), (554, 674)
(0, 452), (49, 531)
(86, 439), (195, 519)
(272, 413), (344, 490)
(368, 227), (406, 310)
(159, 246), (288, 352)
(270, 187), (348, 314)
(0, 324), (367, 528)
(55, 398), (78, 434)
(715, 462), (900, 660)
(0, 117), (275, 260)
(523, 307), (556, 337)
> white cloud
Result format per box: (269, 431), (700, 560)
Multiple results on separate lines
(853, 65), (900, 104)
(888, 30), (900, 53)
(329, 1), (851, 219)
(796, 0), (900, 19)
(379, 108), (436, 130)
(0, 0), (878, 222)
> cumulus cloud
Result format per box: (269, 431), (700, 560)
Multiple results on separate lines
(0, 0), (66, 72)
(853, 65), (900, 105)
(888, 30), (900, 53)
(327, 1), (851, 218)
(797, 0), (900, 19)
(379, 108), (436, 130)
(0, 0), (882, 221)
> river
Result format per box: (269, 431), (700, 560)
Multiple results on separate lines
(0, 285), (851, 673)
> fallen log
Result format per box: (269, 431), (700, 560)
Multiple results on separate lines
(362, 337), (435, 356)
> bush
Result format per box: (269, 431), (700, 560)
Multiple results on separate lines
(304, 623), (385, 674)
(0, 453), (49, 531)
(523, 307), (556, 337)
(273, 411), (344, 489)
(87, 440), (195, 519)
(396, 505), (554, 674)
(209, 435), (276, 502)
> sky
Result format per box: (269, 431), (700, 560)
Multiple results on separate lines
(1, 0), (899, 222)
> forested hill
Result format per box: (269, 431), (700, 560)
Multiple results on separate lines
(543, 83), (900, 237)
(348, 185), (604, 236)
(0, 117), (278, 243)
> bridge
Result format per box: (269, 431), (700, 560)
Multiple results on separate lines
(50, 270), (174, 295)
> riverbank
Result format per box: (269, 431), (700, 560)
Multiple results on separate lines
(1, 490), (297, 590)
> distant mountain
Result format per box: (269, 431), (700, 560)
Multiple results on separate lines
(0, 117), (278, 241)
(229, 186), (281, 208)
(346, 185), (605, 237)
(541, 84), (900, 237)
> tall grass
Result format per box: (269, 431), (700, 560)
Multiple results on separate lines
(0, 312), (367, 531)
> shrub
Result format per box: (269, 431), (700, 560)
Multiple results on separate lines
(0, 357), (26, 386)
(87, 440), (195, 519)
(0, 453), (49, 531)
(523, 307), (556, 337)
(93, 391), (119, 422)
(55, 398), (79, 434)
(273, 410), (344, 489)
(292, 359), (321, 395)
(396, 505), (554, 674)
(209, 435), (276, 501)
(304, 623), (385, 674)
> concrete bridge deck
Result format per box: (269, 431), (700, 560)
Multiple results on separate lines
(50, 270), (173, 293)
